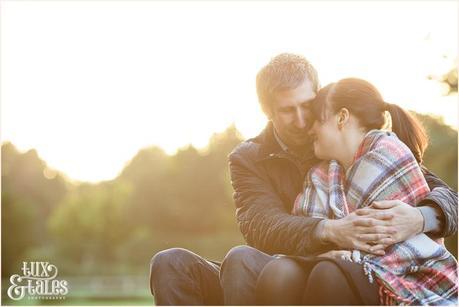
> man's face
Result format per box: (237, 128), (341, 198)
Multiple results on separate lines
(269, 79), (316, 148)
(309, 103), (341, 161)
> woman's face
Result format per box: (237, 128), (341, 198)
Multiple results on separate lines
(309, 102), (342, 161)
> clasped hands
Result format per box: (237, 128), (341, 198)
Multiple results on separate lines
(319, 200), (424, 259)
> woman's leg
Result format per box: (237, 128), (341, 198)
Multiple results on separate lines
(255, 257), (309, 305)
(302, 260), (378, 305)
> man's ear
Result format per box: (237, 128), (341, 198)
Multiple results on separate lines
(263, 104), (274, 120)
(337, 108), (350, 129)
(266, 110), (273, 120)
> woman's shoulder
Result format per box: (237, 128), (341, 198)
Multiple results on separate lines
(365, 129), (410, 151)
(354, 129), (413, 162)
(365, 129), (394, 144)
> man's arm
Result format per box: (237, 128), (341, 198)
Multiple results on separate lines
(366, 167), (458, 246)
(418, 166), (457, 238)
(322, 166), (457, 249)
(228, 145), (334, 256)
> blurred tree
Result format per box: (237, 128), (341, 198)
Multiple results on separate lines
(442, 66), (458, 94)
(2, 116), (456, 276)
(428, 59), (458, 95)
(48, 181), (132, 273)
(119, 146), (171, 184)
(417, 113), (458, 190)
(1, 192), (38, 278)
(119, 126), (243, 236)
(118, 146), (176, 234)
(115, 125), (244, 263)
(1, 142), (68, 277)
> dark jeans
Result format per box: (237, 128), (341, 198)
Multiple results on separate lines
(149, 245), (274, 305)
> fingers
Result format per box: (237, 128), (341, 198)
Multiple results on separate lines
(369, 225), (397, 235)
(317, 251), (332, 258)
(339, 251), (353, 262)
(354, 242), (385, 256)
(318, 250), (350, 260)
(355, 208), (375, 216)
(368, 244), (386, 255)
(371, 200), (399, 209)
(378, 237), (397, 246)
(353, 225), (396, 240)
(357, 233), (391, 242)
(355, 209), (394, 220)
(357, 233), (397, 249)
(352, 218), (390, 228)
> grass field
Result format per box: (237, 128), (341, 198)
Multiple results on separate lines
(2, 296), (154, 306)
(2, 276), (155, 306)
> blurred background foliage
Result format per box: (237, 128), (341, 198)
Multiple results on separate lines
(1, 117), (457, 304)
(429, 58), (458, 95)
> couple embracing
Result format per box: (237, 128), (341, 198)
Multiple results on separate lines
(150, 53), (458, 305)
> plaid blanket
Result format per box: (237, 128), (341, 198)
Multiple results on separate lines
(293, 130), (458, 305)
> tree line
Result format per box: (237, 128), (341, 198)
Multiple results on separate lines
(2, 117), (457, 279)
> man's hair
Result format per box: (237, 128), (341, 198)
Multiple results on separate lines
(256, 53), (320, 115)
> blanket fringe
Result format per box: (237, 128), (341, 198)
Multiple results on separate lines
(376, 278), (413, 305)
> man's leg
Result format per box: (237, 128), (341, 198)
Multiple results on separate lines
(220, 245), (274, 305)
(150, 248), (223, 305)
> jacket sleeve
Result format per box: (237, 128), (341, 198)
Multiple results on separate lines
(228, 144), (335, 256)
(419, 166), (458, 238)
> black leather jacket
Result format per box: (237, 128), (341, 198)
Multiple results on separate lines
(228, 122), (458, 256)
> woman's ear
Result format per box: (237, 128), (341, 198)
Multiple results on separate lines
(337, 108), (350, 129)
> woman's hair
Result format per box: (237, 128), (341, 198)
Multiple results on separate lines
(312, 78), (428, 163)
(256, 53), (320, 115)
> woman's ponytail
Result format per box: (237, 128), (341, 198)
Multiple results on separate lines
(323, 78), (429, 163)
(385, 103), (428, 164)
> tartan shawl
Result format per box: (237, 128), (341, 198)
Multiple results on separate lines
(293, 130), (458, 305)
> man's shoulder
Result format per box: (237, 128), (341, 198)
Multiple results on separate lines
(229, 123), (279, 164)
(229, 138), (263, 162)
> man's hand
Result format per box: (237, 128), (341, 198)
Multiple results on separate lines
(354, 200), (424, 246)
(320, 200), (425, 254)
(321, 212), (394, 255)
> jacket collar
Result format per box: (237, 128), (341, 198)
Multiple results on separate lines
(254, 122), (292, 162)
(254, 121), (316, 164)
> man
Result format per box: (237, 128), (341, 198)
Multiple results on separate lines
(150, 53), (457, 305)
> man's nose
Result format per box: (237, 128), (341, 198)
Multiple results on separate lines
(294, 108), (307, 129)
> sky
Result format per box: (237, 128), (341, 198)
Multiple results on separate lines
(1, 0), (457, 183)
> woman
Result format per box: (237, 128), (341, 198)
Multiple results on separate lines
(256, 78), (457, 305)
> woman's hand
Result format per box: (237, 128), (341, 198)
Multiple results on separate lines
(318, 250), (352, 261)
(319, 200), (426, 255)
(354, 200), (425, 246)
(320, 213), (390, 256)
(319, 200), (426, 256)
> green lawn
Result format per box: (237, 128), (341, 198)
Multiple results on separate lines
(2, 296), (154, 306)
(2, 275), (155, 306)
